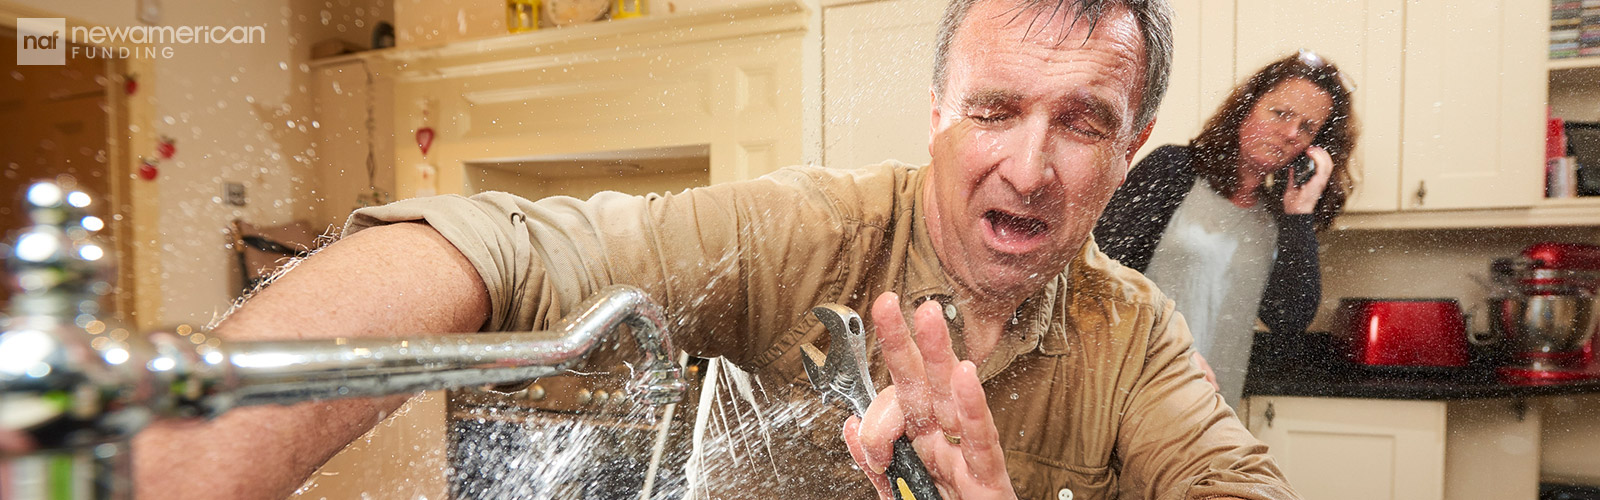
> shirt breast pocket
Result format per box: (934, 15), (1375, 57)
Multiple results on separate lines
(1006, 450), (1115, 500)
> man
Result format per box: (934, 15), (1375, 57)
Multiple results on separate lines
(132, 0), (1299, 498)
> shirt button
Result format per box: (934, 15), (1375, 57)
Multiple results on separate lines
(943, 303), (958, 320)
(1058, 488), (1074, 500)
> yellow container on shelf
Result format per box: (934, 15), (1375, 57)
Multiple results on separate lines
(507, 0), (540, 32)
(612, 0), (646, 19)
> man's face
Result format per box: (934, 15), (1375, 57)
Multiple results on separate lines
(924, 1), (1152, 303)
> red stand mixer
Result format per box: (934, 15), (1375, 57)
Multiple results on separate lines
(1489, 242), (1600, 383)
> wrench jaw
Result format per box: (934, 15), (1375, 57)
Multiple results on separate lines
(800, 343), (835, 406)
(803, 305), (879, 417)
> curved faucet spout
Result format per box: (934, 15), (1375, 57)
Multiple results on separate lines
(188, 284), (688, 415)
(552, 285), (689, 406)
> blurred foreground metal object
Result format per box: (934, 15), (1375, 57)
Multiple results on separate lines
(0, 179), (687, 499)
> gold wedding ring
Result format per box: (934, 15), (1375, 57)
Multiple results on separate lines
(944, 432), (962, 445)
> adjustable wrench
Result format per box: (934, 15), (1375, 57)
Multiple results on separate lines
(801, 304), (943, 500)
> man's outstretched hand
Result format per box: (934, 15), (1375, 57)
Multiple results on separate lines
(841, 292), (1017, 500)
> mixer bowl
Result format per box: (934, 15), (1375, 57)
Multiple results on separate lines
(1489, 293), (1599, 369)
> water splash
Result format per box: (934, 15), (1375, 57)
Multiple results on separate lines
(443, 354), (858, 499)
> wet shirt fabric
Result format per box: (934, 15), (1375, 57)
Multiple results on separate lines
(346, 161), (1300, 500)
(1142, 182), (1276, 408)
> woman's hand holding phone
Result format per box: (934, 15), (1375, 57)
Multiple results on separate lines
(1282, 145), (1333, 215)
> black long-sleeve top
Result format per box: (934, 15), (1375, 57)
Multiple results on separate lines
(1092, 145), (1321, 334)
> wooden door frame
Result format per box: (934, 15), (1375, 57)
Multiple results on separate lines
(1, 2), (161, 329)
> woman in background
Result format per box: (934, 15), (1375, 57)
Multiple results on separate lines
(1093, 50), (1359, 407)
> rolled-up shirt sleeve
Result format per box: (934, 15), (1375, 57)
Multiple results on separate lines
(1114, 299), (1301, 500)
(340, 168), (855, 366)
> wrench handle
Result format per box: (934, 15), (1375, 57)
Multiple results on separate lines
(886, 437), (943, 500)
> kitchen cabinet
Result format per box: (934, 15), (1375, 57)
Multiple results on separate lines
(1243, 396), (1542, 500)
(1334, 0), (1600, 229)
(1244, 396), (1448, 500)
(1236, 0), (1544, 214)
(370, 0), (808, 194)
(1233, 0), (1405, 213)
(1397, 0), (1547, 211)
(1133, 0), (1240, 163)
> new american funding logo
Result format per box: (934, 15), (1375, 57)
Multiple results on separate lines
(17, 17), (265, 66)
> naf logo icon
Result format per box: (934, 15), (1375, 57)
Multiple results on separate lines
(18, 18), (66, 66)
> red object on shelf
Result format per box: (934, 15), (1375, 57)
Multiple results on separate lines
(1334, 298), (1470, 368)
(156, 136), (176, 159)
(137, 158), (158, 181)
(1549, 117), (1567, 160)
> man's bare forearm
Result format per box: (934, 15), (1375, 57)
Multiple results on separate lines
(131, 222), (490, 500)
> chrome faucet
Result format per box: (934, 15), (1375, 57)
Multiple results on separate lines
(0, 180), (687, 499)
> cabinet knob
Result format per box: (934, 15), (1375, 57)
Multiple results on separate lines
(1415, 180), (1427, 206)
(1264, 402), (1276, 428)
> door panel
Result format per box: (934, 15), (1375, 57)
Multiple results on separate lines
(821, 0), (941, 170)
(1133, 0), (1237, 166)
(1399, 0), (1545, 210)
(1246, 396), (1447, 500)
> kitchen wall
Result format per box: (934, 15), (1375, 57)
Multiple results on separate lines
(1, 2), (441, 498)
(308, 58), (397, 231)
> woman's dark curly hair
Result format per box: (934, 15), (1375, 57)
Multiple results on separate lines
(1189, 51), (1359, 231)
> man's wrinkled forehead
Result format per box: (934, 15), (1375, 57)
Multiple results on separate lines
(948, 1), (1143, 66)
(946, 1), (1146, 130)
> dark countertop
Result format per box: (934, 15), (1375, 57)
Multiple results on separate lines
(1241, 331), (1600, 401)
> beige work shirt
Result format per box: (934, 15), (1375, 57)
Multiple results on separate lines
(347, 161), (1299, 500)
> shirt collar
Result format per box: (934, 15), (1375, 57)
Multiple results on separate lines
(902, 168), (1077, 381)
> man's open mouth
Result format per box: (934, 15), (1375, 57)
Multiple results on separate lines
(983, 209), (1048, 242)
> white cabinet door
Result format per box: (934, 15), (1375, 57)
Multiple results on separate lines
(1399, 0), (1546, 210)
(1245, 396), (1447, 500)
(1133, 0), (1237, 164)
(1443, 400), (1541, 500)
(1234, 0), (1405, 212)
(821, 0), (942, 171)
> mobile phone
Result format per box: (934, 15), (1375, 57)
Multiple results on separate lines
(1287, 154), (1315, 187)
